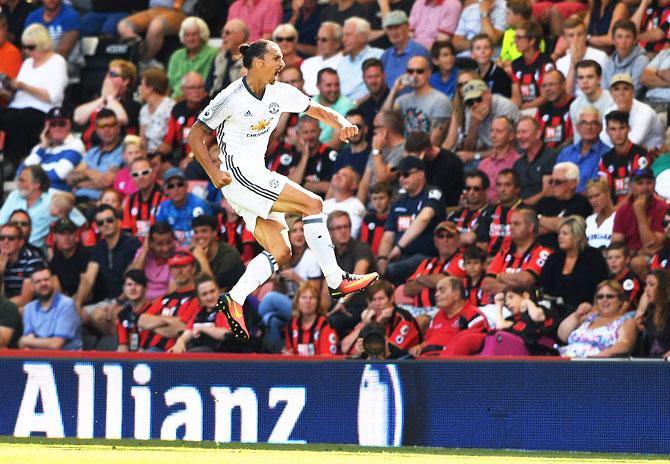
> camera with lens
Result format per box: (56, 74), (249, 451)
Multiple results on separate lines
(360, 321), (387, 360)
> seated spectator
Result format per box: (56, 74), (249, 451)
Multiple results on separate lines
(319, 0), (374, 31)
(469, 34), (512, 98)
(226, 0), (282, 42)
(283, 281), (339, 356)
(290, 115), (338, 196)
(537, 216), (608, 318)
(206, 19), (248, 97)
(500, 0), (545, 69)
(167, 17), (217, 98)
(157, 71), (208, 165)
(428, 41), (457, 99)
(336, 17), (383, 102)
(477, 168), (523, 256)
(377, 156), (445, 285)
(99, 188), (123, 213)
(0, 23), (67, 171)
(448, 169), (490, 243)
(585, 177), (616, 249)
(633, 0), (670, 54)
(285, 0), (323, 57)
(323, 166), (366, 237)
(2, 0), (38, 47)
(112, 135), (145, 197)
(651, 209), (670, 272)
(155, 168), (212, 246)
(0, 12), (22, 80)
(356, 58), (389, 138)
(342, 279), (422, 355)
(301, 22), (343, 97)
(333, 109), (370, 176)
(611, 168), (666, 255)
(477, 116), (520, 202)
(49, 218), (91, 300)
(408, 276), (488, 356)
(115, 269), (150, 352)
(216, 198), (259, 264)
(641, 48), (670, 104)
(444, 71), (479, 154)
(637, 269), (670, 358)
(536, 69), (574, 150)
(598, 110), (650, 205)
(272, 24), (302, 69)
(0, 222), (44, 306)
(169, 274), (232, 353)
(313, 68), (354, 147)
(510, 20), (553, 111)
(190, 214), (245, 291)
(602, 20), (648, 95)
(601, 74), (665, 151)
(138, 250), (200, 352)
(117, 0), (192, 68)
(67, 108), (124, 202)
(569, 60), (613, 144)
(512, 116), (558, 205)
(556, 107), (610, 194)
(19, 266), (81, 352)
(79, 0), (132, 38)
(408, 0), (461, 50)
(557, 279), (637, 357)
(129, 221), (176, 302)
(584, 0), (629, 52)
(452, 0), (506, 55)
(556, 17), (608, 96)
(9, 209), (45, 259)
(482, 206), (552, 294)
(121, 157), (164, 240)
(462, 245), (490, 307)
(604, 242), (642, 309)
(24, 0), (80, 61)
(0, 278), (21, 348)
(360, 182), (392, 256)
(0, 165), (53, 250)
(536, 162), (593, 249)
(380, 11), (430, 89)
(73, 59), (140, 149)
(139, 68), (175, 154)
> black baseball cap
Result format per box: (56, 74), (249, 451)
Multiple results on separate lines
(46, 107), (70, 120)
(53, 218), (78, 234)
(631, 167), (654, 181)
(394, 155), (425, 174)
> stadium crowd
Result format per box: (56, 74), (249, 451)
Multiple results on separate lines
(0, 0), (670, 359)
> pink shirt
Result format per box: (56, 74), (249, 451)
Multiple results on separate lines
(227, 0), (283, 42)
(477, 147), (520, 203)
(113, 167), (138, 198)
(409, 0), (462, 50)
(134, 249), (171, 301)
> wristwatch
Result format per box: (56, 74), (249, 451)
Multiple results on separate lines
(371, 148), (381, 156)
(480, 11), (489, 18)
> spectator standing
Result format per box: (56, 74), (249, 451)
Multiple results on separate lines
(408, 0), (462, 50)
(129, 221), (176, 302)
(510, 20), (553, 111)
(568, 60), (614, 144)
(536, 69), (574, 150)
(24, 0), (80, 61)
(207, 19), (248, 97)
(380, 11), (430, 89)
(19, 267), (82, 350)
(336, 17), (383, 101)
(167, 17), (217, 98)
(512, 116), (558, 205)
(301, 22), (344, 97)
(477, 116), (519, 202)
(139, 68), (175, 154)
(602, 20), (648, 95)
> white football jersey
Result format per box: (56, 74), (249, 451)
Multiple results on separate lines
(198, 77), (311, 162)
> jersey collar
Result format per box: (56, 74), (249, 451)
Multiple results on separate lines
(242, 76), (265, 101)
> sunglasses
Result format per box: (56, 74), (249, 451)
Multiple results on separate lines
(0, 235), (18, 241)
(275, 36), (296, 42)
(465, 97), (483, 107)
(596, 293), (617, 300)
(95, 216), (116, 226)
(435, 232), (455, 239)
(464, 186), (483, 192)
(406, 68), (426, 75)
(49, 119), (68, 127)
(107, 70), (122, 78)
(549, 178), (568, 186)
(22, 44), (36, 51)
(166, 181), (185, 190)
(131, 169), (151, 178)
(97, 122), (118, 129)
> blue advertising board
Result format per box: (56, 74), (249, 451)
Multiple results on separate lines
(0, 355), (668, 453)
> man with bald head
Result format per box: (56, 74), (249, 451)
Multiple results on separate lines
(537, 69), (574, 150)
(157, 71), (209, 164)
(382, 55), (452, 146)
(207, 19), (249, 96)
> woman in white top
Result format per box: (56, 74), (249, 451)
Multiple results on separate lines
(585, 177), (616, 250)
(0, 24), (67, 168)
(138, 68), (175, 153)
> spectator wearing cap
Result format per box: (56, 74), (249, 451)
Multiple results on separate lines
(78, 204), (141, 335)
(601, 20), (648, 96)
(128, 221), (176, 302)
(138, 249), (201, 352)
(66, 108), (124, 201)
(408, 0), (462, 51)
(611, 168), (667, 254)
(556, 107), (611, 194)
(19, 266), (82, 350)
(115, 269), (150, 352)
(641, 48), (670, 104)
(300, 22), (343, 97)
(568, 60), (614, 145)
(377, 155), (446, 285)
(458, 79), (520, 166)
(336, 17), (384, 102)
(155, 168), (212, 246)
(18, 107), (85, 192)
(0, 222), (45, 307)
(600, 73), (665, 151)
(380, 11), (431, 90)
(48, 217), (91, 300)
(598, 110), (651, 205)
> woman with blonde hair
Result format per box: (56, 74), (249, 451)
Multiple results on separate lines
(584, 176), (615, 249)
(538, 215), (609, 319)
(283, 281), (340, 356)
(113, 135), (147, 197)
(0, 23), (68, 169)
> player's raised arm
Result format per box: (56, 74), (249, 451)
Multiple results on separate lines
(305, 101), (359, 143)
(187, 120), (231, 188)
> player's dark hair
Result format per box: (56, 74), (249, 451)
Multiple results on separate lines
(240, 40), (270, 69)
(192, 214), (218, 230)
(430, 40), (455, 60)
(575, 59), (602, 77)
(605, 110), (630, 127)
(465, 169), (490, 191)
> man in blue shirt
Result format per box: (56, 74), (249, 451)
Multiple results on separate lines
(24, 0), (80, 60)
(19, 266), (82, 350)
(156, 168), (212, 246)
(336, 17), (383, 101)
(380, 11), (431, 90)
(556, 106), (611, 193)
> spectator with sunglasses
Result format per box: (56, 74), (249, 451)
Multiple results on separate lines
(19, 106), (84, 193)
(0, 222), (45, 307)
(112, 135), (146, 198)
(121, 157), (165, 241)
(272, 24), (302, 69)
(155, 167), (212, 246)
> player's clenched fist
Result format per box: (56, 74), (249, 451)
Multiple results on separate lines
(339, 123), (359, 143)
(212, 171), (233, 188)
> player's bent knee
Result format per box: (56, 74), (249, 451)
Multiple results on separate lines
(303, 196), (324, 216)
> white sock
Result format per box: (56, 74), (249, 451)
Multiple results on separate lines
(302, 213), (343, 288)
(229, 251), (278, 304)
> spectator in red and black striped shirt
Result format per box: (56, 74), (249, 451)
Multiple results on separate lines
(360, 181), (391, 256)
(536, 69), (574, 150)
(462, 245), (490, 307)
(448, 170), (489, 245)
(121, 157), (165, 241)
(511, 20), (554, 111)
(477, 168), (523, 256)
(606, 241), (643, 311)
